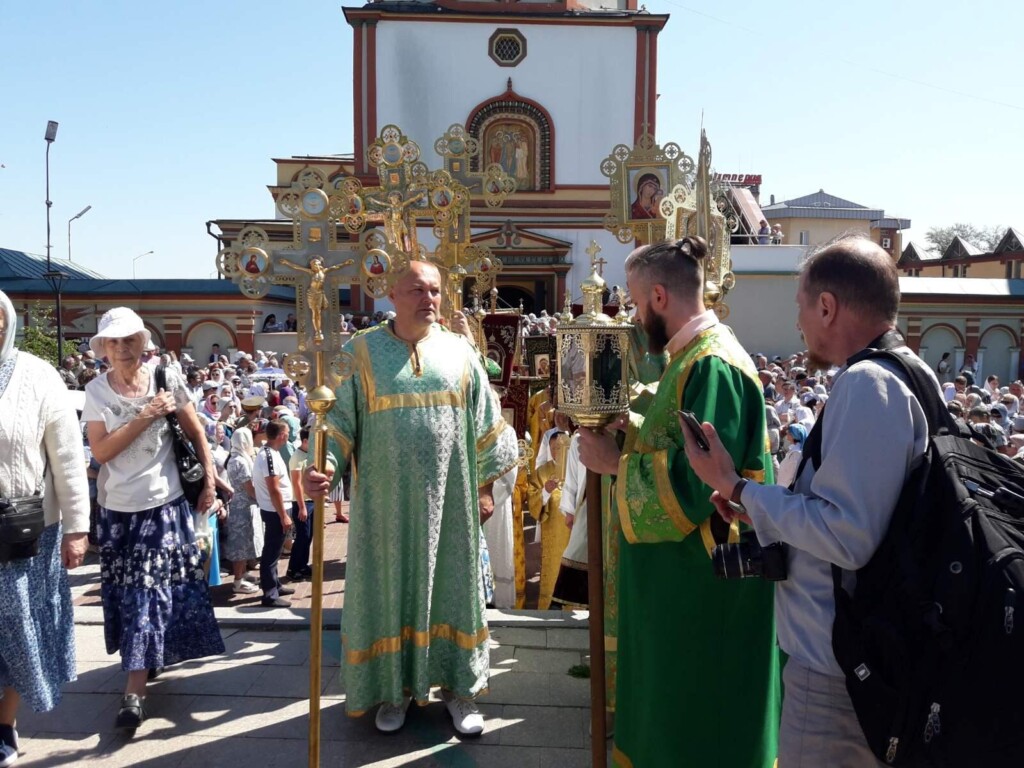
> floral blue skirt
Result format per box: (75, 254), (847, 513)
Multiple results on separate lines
(0, 524), (76, 712)
(97, 496), (225, 671)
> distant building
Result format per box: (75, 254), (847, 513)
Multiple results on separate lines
(898, 227), (1024, 279)
(0, 248), (296, 358)
(761, 189), (910, 258)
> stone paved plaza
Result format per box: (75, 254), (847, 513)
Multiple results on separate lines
(16, 514), (597, 767)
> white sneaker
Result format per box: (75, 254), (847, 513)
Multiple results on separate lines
(442, 692), (484, 736)
(0, 727), (20, 768)
(233, 579), (259, 594)
(374, 697), (411, 733)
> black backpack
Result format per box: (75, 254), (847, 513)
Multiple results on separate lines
(804, 347), (1024, 766)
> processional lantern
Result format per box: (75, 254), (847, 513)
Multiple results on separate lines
(555, 240), (632, 429)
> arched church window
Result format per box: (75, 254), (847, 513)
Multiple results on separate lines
(489, 29), (527, 67)
(467, 82), (553, 191)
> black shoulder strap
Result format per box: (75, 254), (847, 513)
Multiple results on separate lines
(796, 330), (961, 479)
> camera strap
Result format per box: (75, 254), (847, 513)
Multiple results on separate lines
(793, 329), (905, 487)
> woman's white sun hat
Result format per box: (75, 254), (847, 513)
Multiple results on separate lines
(90, 307), (151, 357)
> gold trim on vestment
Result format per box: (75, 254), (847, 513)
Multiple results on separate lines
(373, 390), (463, 413)
(343, 623), (490, 665)
(480, 457), (519, 489)
(354, 335), (376, 406)
(614, 465), (639, 545)
(699, 514), (741, 557)
(612, 745), (635, 768)
(477, 418), (508, 454)
(653, 450), (696, 538)
(604, 635), (618, 652)
(334, 431), (353, 462)
(356, 332), (472, 414)
(742, 468), (766, 483)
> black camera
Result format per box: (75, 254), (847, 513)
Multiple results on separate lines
(711, 530), (788, 581)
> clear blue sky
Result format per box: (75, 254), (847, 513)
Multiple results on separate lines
(2, 0), (1021, 280)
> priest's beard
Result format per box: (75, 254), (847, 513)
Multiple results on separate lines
(642, 309), (670, 355)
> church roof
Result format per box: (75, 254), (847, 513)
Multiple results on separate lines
(994, 227), (1024, 254)
(0, 248), (108, 280)
(899, 277), (1024, 297)
(761, 189), (885, 221)
(899, 241), (941, 266)
(941, 235), (984, 261)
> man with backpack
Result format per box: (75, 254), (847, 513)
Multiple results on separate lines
(685, 235), (934, 766)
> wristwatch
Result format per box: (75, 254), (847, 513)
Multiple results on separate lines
(730, 478), (748, 509)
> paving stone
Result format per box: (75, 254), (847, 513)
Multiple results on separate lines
(538, 745), (593, 768)
(488, 643), (518, 670)
(339, 740), (544, 768)
(14, 731), (114, 766)
(498, 704), (587, 748)
(545, 628), (590, 651)
(245, 663), (334, 698)
(547, 672), (592, 708)
(489, 627), (548, 648)
(63, 661), (123, 694)
(148, 660), (264, 697)
(16, 692), (122, 735)
(512, 647), (583, 674)
(484, 670), (553, 706)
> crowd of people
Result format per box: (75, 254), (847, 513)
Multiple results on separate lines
(6, 228), (1024, 765)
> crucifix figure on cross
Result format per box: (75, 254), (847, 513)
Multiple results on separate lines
(279, 255), (355, 343)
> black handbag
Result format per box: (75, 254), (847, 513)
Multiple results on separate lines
(155, 365), (205, 507)
(0, 494), (45, 563)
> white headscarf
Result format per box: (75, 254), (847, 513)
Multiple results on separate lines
(0, 289), (16, 364)
(229, 426), (255, 473)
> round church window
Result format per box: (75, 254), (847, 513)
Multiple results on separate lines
(489, 29), (527, 67)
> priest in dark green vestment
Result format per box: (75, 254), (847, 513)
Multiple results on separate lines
(579, 237), (780, 768)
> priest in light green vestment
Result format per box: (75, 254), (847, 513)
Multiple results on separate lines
(324, 267), (518, 718)
(580, 238), (780, 768)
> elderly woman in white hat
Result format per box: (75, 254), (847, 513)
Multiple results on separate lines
(82, 307), (224, 734)
(0, 290), (90, 766)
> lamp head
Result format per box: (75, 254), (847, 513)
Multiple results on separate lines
(45, 121), (58, 143)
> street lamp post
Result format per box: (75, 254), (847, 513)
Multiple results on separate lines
(133, 250), (154, 279)
(42, 120), (68, 363)
(68, 205), (92, 261)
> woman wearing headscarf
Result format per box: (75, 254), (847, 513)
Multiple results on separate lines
(224, 427), (263, 594)
(775, 423), (808, 489)
(82, 307), (224, 733)
(0, 290), (90, 766)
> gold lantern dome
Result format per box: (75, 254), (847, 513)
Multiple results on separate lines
(556, 243), (632, 429)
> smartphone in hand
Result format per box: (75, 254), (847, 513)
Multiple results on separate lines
(676, 409), (710, 451)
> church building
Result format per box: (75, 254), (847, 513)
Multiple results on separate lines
(211, 0), (668, 315)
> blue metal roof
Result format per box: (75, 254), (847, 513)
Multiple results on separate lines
(4, 277), (296, 300)
(762, 189), (885, 221)
(0, 248), (108, 280)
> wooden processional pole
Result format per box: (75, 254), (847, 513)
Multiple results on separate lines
(586, 469), (607, 767)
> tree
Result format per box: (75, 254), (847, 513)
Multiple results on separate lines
(20, 301), (58, 367)
(925, 223), (1004, 254)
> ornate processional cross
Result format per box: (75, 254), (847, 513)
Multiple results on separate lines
(585, 240), (607, 276)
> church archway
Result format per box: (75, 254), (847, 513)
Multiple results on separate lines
(919, 323), (964, 376)
(979, 325), (1017, 382)
(497, 285), (535, 315)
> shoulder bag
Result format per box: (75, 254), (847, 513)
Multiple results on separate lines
(155, 365), (205, 507)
